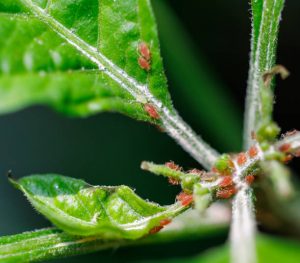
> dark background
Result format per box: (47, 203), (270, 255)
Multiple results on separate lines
(1, 0), (300, 262)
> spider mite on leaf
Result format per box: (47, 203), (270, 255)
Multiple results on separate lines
(160, 218), (172, 226)
(237, 152), (247, 166)
(138, 57), (151, 71)
(248, 145), (259, 158)
(149, 225), (163, 234)
(216, 186), (237, 199)
(219, 176), (233, 188)
(168, 177), (180, 185)
(245, 174), (255, 185)
(176, 192), (193, 206)
(279, 143), (291, 153)
(148, 219), (171, 235)
(165, 161), (181, 171)
(138, 42), (151, 61)
(144, 103), (160, 119)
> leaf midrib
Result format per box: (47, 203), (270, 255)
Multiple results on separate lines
(21, 0), (147, 102)
(18, 0), (220, 169)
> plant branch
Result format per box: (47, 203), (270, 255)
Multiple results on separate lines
(243, 0), (285, 149)
(230, 188), (257, 263)
(20, 0), (219, 169)
(229, 144), (265, 263)
(0, 209), (229, 262)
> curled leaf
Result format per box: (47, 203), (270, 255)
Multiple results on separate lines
(10, 174), (186, 239)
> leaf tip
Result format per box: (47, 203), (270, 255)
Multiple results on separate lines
(6, 170), (19, 188)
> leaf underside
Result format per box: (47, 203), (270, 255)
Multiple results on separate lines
(11, 174), (185, 239)
(0, 0), (172, 122)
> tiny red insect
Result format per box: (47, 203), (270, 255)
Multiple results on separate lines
(176, 192), (193, 206)
(144, 103), (160, 119)
(201, 172), (217, 182)
(219, 176), (233, 188)
(216, 186), (236, 199)
(149, 225), (163, 234)
(279, 143), (291, 153)
(160, 219), (172, 227)
(237, 152), (247, 166)
(245, 174), (255, 185)
(138, 42), (151, 61)
(165, 161), (181, 171)
(138, 57), (151, 71)
(248, 145), (259, 158)
(188, 168), (203, 175)
(168, 177), (180, 185)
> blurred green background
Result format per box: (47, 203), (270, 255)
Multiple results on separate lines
(1, 0), (300, 262)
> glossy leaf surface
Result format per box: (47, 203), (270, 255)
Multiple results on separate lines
(11, 174), (185, 239)
(0, 0), (171, 122)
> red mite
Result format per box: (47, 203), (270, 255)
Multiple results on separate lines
(138, 57), (151, 71)
(165, 161), (181, 171)
(144, 103), (160, 119)
(237, 153), (247, 166)
(149, 219), (172, 235)
(248, 145), (259, 158)
(160, 219), (172, 227)
(216, 186), (237, 199)
(168, 177), (180, 185)
(188, 168), (203, 175)
(279, 143), (291, 153)
(219, 176), (233, 188)
(138, 42), (151, 61)
(176, 192), (193, 206)
(149, 226), (163, 234)
(245, 174), (255, 185)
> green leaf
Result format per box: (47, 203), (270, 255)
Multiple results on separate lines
(10, 174), (185, 239)
(0, 0), (220, 170)
(0, 0), (171, 122)
(243, 0), (285, 149)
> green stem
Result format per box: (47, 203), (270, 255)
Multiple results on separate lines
(20, 0), (219, 169)
(243, 0), (285, 149)
(0, 213), (228, 262)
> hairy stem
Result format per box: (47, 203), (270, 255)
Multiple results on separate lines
(243, 0), (285, 149)
(21, 0), (219, 169)
(0, 209), (229, 262)
(230, 188), (257, 263)
(239, 2), (285, 261)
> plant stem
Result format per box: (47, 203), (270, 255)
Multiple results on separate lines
(243, 0), (285, 149)
(21, 0), (219, 169)
(153, 0), (242, 151)
(230, 188), (257, 263)
(239, 1), (285, 261)
(0, 210), (228, 262)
